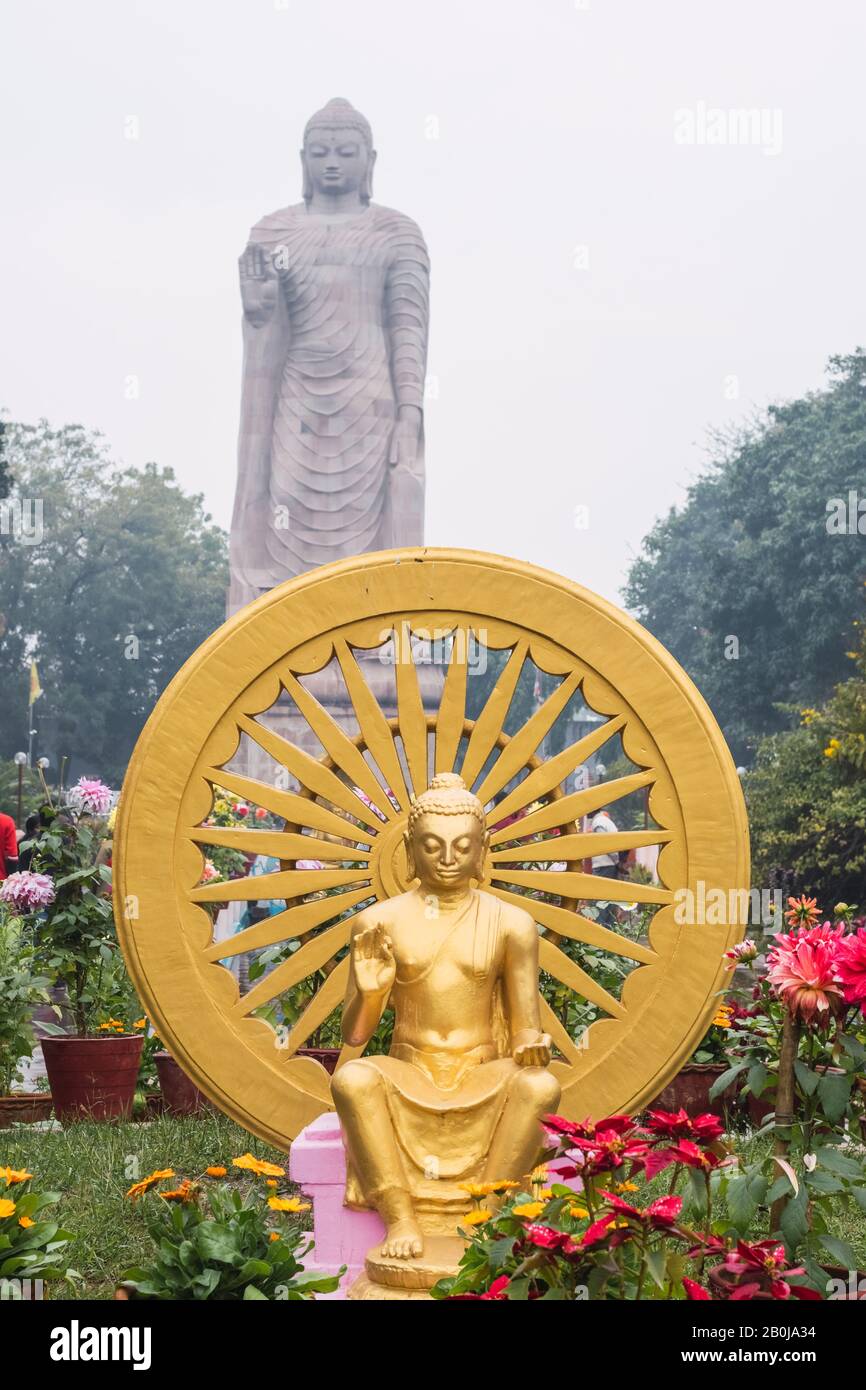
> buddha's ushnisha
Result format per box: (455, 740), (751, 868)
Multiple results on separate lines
(229, 99), (429, 604)
(333, 773), (560, 1261)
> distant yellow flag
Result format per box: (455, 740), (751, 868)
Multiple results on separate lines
(29, 661), (43, 705)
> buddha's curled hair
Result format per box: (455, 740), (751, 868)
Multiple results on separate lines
(407, 772), (486, 834)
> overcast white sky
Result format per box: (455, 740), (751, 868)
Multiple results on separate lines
(2, 0), (865, 603)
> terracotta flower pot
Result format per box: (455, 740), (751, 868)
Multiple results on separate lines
(0, 1094), (54, 1128)
(154, 1051), (211, 1116)
(650, 1063), (737, 1119)
(41, 1034), (143, 1122)
(296, 1047), (341, 1075)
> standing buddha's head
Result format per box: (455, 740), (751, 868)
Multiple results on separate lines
(301, 97), (376, 204)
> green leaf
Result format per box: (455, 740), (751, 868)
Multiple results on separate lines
(708, 1060), (748, 1099)
(813, 1145), (863, 1178)
(793, 1060), (819, 1096)
(747, 1062), (769, 1097)
(193, 1222), (240, 1264)
(816, 1071), (853, 1124)
(242, 1284), (269, 1300)
(818, 1233), (856, 1269)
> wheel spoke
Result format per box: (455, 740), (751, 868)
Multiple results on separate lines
(490, 829), (671, 863)
(488, 770), (655, 845)
(277, 956), (349, 1058)
(203, 887), (372, 961)
(191, 866), (370, 903)
(203, 766), (376, 843)
(278, 668), (396, 821)
(459, 639), (529, 789)
(475, 669), (582, 804)
(393, 624), (429, 797)
(489, 715), (628, 823)
(489, 866), (672, 904)
(236, 920), (350, 1017)
(488, 887), (657, 963)
(191, 827), (371, 862)
(335, 638), (410, 808)
(434, 628), (468, 774)
(539, 997), (585, 1066)
(237, 713), (385, 831)
(539, 936), (626, 1019)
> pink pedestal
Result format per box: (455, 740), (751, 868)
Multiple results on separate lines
(288, 1111), (383, 1299)
(288, 1111), (583, 1301)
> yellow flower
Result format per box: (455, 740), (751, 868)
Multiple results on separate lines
(267, 1196), (311, 1213)
(461, 1209), (492, 1227)
(266, 1178), (278, 1189)
(18, 1216), (35, 1228)
(458, 1182), (490, 1199)
(529, 1165), (548, 1184)
(206, 1166), (227, 1178)
(800, 708), (819, 726)
(126, 1168), (175, 1201)
(0, 1199), (16, 1219)
(613, 1180), (639, 1194)
(269, 1231), (280, 1242)
(538, 1188), (554, 1201)
(1, 1167), (32, 1186)
(232, 1152), (285, 1178)
(483, 1179), (521, 1195)
(512, 1201), (545, 1219)
(133, 1017), (147, 1030)
(824, 738), (841, 758)
(569, 1205), (589, 1220)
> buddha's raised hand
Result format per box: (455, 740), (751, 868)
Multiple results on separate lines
(239, 243), (280, 324)
(352, 923), (396, 997)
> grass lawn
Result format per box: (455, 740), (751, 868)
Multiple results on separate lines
(2, 1111), (309, 1300)
(4, 1114), (865, 1299)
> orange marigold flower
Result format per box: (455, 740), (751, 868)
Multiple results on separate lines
(0, 1199), (16, 1219)
(206, 1166), (227, 1178)
(1, 1167), (33, 1186)
(159, 1179), (199, 1203)
(232, 1152), (285, 1178)
(512, 1201), (545, 1219)
(267, 1196), (310, 1213)
(269, 1232), (280, 1242)
(784, 895), (821, 929)
(126, 1168), (175, 1201)
(18, 1216), (35, 1229)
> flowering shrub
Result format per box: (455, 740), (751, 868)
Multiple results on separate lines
(120, 1157), (341, 1300)
(433, 1113), (823, 1301)
(0, 1166), (78, 1291)
(0, 871), (56, 913)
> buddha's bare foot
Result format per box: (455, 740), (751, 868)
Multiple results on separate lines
(381, 1219), (424, 1260)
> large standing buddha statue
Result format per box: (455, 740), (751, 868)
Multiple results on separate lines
(228, 98), (430, 609)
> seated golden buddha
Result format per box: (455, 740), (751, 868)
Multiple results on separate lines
(332, 772), (560, 1264)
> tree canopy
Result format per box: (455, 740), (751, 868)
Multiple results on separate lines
(0, 419), (228, 786)
(623, 351), (866, 764)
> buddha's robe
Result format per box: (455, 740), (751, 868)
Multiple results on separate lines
(343, 893), (520, 1211)
(230, 202), (430, 597)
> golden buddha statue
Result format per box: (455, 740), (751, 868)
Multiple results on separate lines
(332, 772), (560, 1293)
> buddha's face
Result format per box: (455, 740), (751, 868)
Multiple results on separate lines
(302, 125), (373, 198)
(406, 812), (487, 892)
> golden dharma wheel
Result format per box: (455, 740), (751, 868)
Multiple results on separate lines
(114, 548), (749, 1148)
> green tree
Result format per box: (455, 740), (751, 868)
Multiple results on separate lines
(0, 419), (228, 785)
(744, 606), (866, 903)
(623, 351), (866, 764)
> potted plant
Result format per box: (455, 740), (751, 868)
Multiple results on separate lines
(31, 779), (145, 1121)
(0, 888), (62, 1127)
(118, 1159), (342, 1299)
(649, 998), (740, 1118)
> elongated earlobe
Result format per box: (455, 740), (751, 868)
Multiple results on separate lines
(301, 150), (312, 202)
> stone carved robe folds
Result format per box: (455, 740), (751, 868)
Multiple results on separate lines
(343, 893), (518, 1217)
(230, 204), (430, 598)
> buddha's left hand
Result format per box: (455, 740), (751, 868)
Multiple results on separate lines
(388, 406), (422, 468)
(513, 1033), (553, 1068)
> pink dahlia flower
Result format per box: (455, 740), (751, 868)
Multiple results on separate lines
(70, 777), (113, 815)
(835, 927), (866, 1016)
(766, 929), (844, 1024)
(0, 871), (56, 912)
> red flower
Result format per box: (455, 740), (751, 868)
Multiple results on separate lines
(682, 1277), (712, 1300)
(723, 1240), (817, 1301)
(836, 926), (866, 1016)
(449, 1274), (511, 1301)
(643, 1138), (726, 1181)
(524, 1224), (580, 1255)
(582, 1192), (683, 1249)
(543, 1113), (636, 1143)
(645, 1108), (725, 1143)
(784, 895), (821, 928)
(254, 806), (268, 821)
